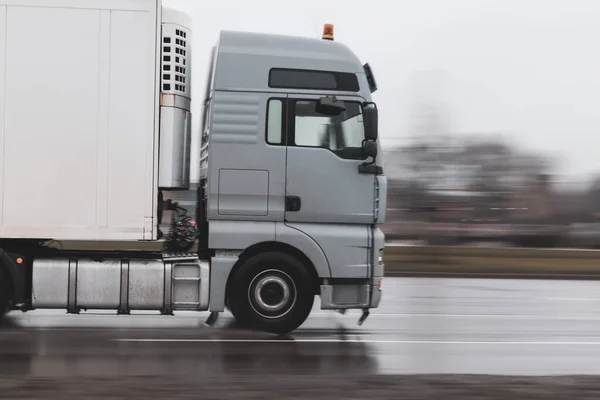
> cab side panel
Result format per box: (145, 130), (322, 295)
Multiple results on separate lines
(206, 91), (286, 223)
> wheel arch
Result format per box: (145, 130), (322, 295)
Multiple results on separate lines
(226, 241), (322, 297)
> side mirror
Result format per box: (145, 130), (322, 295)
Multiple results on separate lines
(316, 96), (346, 116)
(363, 105), (378, 141)
(363, 140), (378, 158)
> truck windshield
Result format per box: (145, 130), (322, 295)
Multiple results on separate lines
(294, 100), (365, 159)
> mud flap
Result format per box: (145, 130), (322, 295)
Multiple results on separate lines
(0, 249), (25, 304)
(357, 309), (370, 326)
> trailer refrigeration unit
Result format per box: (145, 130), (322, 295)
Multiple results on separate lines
(0, 1), (386, 334)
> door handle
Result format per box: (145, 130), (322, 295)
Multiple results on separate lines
(285, 196), (301, 212)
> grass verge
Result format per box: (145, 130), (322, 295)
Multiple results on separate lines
(383, 245), (600, 276)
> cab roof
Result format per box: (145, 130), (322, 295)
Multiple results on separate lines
(211, 30), (367, 93)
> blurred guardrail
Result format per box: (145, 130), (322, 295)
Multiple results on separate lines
(383, 244), (600, 276)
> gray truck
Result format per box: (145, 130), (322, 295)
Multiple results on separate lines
(0, 1), (386, 334)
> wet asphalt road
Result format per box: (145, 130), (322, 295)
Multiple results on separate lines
(3, 277), (600, 379)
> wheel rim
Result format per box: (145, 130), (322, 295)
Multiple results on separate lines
(248, 269), (297, 319)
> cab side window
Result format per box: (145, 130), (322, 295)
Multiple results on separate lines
(291, 100), (365, 160)
(266, 98), (285, 145)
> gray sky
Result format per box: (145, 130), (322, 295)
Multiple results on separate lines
(164, 0), (600, 182)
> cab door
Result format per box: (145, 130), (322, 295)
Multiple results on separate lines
(283, 94), (376, 225)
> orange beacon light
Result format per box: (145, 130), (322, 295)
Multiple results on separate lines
(322, 24), (334, 40)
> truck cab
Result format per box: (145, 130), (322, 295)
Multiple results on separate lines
(196, 29), (387, 332)
(0, 1), (385, 335)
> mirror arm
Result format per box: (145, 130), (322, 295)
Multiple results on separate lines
(358, 162), (383, 175)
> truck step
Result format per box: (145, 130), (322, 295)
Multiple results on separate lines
(162, 251), (198, 261)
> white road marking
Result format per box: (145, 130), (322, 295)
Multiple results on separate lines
(113, 338), (600, 345)
(312, 312), (600, 320)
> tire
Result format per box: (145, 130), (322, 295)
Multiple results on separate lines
(227, 251), (315, 335)
(0, 267), (11, 323)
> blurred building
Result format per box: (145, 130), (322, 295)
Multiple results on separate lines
(509, 174), (554, 222)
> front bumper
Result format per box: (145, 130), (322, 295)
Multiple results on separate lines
(319, 228), (385, 310)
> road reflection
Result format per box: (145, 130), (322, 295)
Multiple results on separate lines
(0, 313), (380, 378)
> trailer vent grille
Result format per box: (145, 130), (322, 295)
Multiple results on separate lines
(161, 25), (190, 96)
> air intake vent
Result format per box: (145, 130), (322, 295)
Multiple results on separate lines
(161, 25), (190, 96)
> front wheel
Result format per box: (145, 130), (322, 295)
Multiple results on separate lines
(227, 251), (314, 335)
